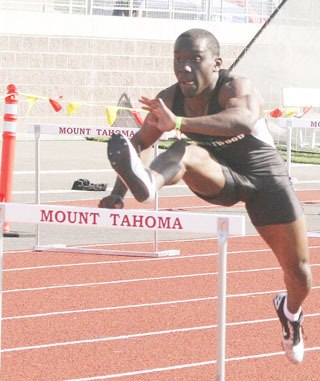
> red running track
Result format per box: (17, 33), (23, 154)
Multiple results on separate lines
(1, 190), (320, 380)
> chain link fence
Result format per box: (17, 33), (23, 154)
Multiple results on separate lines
(0, 0), (281, 22)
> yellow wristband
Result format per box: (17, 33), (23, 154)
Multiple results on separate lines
(175, 116), (183, 140)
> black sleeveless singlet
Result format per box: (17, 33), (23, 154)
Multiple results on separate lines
(171, 69), (232, 143)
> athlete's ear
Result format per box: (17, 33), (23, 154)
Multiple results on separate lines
(213, 57), (222, 71)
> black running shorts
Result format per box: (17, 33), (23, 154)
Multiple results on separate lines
(194, 135), (303, 227)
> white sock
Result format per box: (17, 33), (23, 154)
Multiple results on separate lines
(284, 296), (302, 322)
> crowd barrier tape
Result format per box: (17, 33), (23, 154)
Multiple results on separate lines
(0, 201), (245, 380)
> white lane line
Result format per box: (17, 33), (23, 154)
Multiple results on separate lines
(4, 230), (319, 254)
(12, 190), (94, 195)
(13, 169), (112, 175)
(2, 325), (215, 352)
(4, 287), (320, 321)
(12, 184), (190, 195)
(65, 346), (320, 380)
(2, 272), (230, 293)
(3, 248), (271, 272)
(66, 360), (217, 381)
(4, 263), (320, 294)
(11, 183), (320, 195)
(3, 297), (217, 320)
(4, 245), (320, 272)
(2, 314), (319, 354)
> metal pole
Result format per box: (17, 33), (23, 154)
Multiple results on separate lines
(216, 217), (228, 381)
(205, 0), (212, 21)
(245, 0), (249, 23)
(169, 0), (173, 20)
(286, 121), (293, 179)
(87, 0), (92, 15)
(35, 125), (41, 247)
(153, 141), (159, 253)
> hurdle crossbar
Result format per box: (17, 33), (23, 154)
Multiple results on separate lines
(0, 202), (245, 380)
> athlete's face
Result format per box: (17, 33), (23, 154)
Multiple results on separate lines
(174, 36), (222, 98)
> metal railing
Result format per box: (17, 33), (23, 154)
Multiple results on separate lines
(0, 0), (282, 23)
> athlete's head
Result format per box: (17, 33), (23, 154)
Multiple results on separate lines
(174, 28), (222, 98)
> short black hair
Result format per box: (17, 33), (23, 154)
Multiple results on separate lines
(176, 28), (220, 56)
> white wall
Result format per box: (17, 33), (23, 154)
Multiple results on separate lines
(0, 10), (260, 43)
(0, 11), (261, 132)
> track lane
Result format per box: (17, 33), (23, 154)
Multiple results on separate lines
(3, 290), (320, 349)
(1, 191), (319, 380)
(1, 317), (320, 381)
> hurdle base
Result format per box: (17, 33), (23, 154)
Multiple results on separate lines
(4, 231), (35, 238)
(33, 245), (180, 258)
(308, 232), (320, 238)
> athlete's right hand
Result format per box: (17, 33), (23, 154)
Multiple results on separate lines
(98, 195), (124, 209)
(139, 96), (176, 133)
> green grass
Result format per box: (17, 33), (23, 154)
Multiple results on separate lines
(277, 147), (320, 165)
(88, 137), (320, 165)
(157, 141), (320, 164)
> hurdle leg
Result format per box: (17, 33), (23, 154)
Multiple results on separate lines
(0, 205), (4, 368)
(153, 141), (159, 253)
(216, 217), (229, 381)
(34, 125), (41, 247)
(286, 122), (293, 179)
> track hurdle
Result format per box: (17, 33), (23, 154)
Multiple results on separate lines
(0, 202), (245, 380)
(27, 123), (175, 257)
(272, 116), (320, 178)
(270, 87), (320, 178)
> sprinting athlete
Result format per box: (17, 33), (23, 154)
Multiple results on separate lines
(99, 28), (312, 364)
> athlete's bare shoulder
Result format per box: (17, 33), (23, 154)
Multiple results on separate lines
(219, 72), (264, 109)
(221, 72), (253, 92)
(156, 83), (178, 109)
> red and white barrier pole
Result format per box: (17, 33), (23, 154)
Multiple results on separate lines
(0, 84), (18, 233)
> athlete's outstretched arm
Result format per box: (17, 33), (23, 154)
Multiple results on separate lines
(140, 76), (264, 137)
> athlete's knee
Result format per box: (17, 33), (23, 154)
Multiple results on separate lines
(168, 140), (189, 155)
(182, 144), (214, 169)
(154, 140), (188, 164)
(286, 258), (312, 293)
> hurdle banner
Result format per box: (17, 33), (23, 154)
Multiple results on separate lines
(0, 203), (245, 234)
(27, 123), (141, 139)
(0, 202), (245, 380)
(27, 123), (176, 140)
